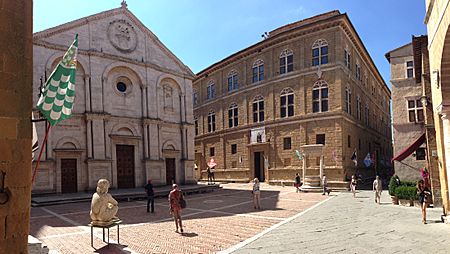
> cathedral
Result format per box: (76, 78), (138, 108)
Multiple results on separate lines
(32, 2), (195, 193)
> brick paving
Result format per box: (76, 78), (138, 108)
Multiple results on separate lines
(30, 183), (328, 253)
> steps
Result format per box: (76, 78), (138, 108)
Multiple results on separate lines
(28, 235), (49, 254)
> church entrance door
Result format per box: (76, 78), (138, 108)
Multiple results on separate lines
(61, 159), (77, 193)
(116, 145), (135, 188)
(165, 158), (176, 185)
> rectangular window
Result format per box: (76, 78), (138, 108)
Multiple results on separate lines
(207, 83), (215, 100)
(407, 99), (423, 123)
(348, 135), (351, 148)
(316, 134), (325, 145)
(280, 93), (294, 118)
(406, 61), (414, 78)
(228, 107), (238, 128)
(287, 55), (294, 72)
(194, 118), (198, 136)
(416, 147), (426, 160)
(344, 50), (351, 69)
(208, 113), (216, 132)
(280, 57), (286, 74)
(210, 147), (215, 156)
(253, 100), (265, 123)
(231, 144), (237, 154)
(283, 137), (292, 150)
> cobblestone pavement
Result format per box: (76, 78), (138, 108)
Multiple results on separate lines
(30, 183), (328, 253)
(229, 190), (450, 254)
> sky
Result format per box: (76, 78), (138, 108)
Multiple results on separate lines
(34, 0), (428, 87)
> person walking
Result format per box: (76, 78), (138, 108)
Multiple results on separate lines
(373, 175), (382, 204)
(322, 174), (330, 195)
(295, 173), (301, 193)
(168, 184), (184, 233)
(417, 180), (432, 224)
(144, 179), (154, 213)
(252, 178), (261, 210)
(350, 174), (357, 198)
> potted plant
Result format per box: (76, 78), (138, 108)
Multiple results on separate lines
(395, 185), (417, 207)
(388, 175), (400, 205)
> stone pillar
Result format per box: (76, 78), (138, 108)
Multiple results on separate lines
(86, 119), (93, 158)
(0, 0), (33, 253)
(84, 75), (91, 112)
(441, 113), (450, 208)
(302, 156), (306, 181)
(143, 123), (149, 159)
(319, 155), (324, 185)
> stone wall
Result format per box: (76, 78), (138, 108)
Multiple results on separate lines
(0, 0), (33, 253)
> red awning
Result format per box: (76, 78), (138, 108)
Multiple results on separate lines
(391, 133), (426, 162)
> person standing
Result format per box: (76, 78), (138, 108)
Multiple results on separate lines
(295, 173), (301, 193)
(252, 178), (261, 210)
(322, 174), (330, 195)
(144, 179), (154, 213)
(168, 184), (184, 233)
(350, 174), (357, 198)
(417, 180), (432, 224)
(207, 166), (215, 185)
(373, 176), (382, 204)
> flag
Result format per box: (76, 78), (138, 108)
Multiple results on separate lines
(32, 115), (38, 161)
(37, 35), (78, 126)
(351, 150), (357, 166)
(295, 150), (303, 160)
(364, 153), (372, 168)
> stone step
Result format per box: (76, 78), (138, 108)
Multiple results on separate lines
(28, 235), (50, 254)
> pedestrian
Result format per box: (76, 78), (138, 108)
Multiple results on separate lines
(322, 174), (330, 195)
(294, 173), (301, 193)
(207, 166), (215, 185)
(417, 180), (432, 224)
(168, 184), (184, 233)
(252, 178), (261, 209)
(350, 174), (357, 197)
(373, 175), (382, 204)
(144, 179), (154, 213)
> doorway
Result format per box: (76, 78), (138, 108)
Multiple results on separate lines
(116, 145), (135, 188)
(61, 159), (77, 193)
(254, 152), (265, 182)
(166, 158), (176, 185)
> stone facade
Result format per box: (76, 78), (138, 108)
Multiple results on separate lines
(32, 4), (196, 194)
(193, 11), (392, 184)
(424, 0), (450, 215)
(0, 0), (33, 252)
(387, 43), (427, 180)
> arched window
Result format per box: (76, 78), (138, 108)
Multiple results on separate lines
(252, 59), (264, 83)
(356, 95), (361, 120)
(193, 90), (198, 106)
(344, 47), (351, 69)
(312, 80), (328, 113)
(280, 88), (294, 118)
(345, 86), (352, 115)
(207, 80), (215, 100)
(365, 103), (370, 126)
(227, 70), (238, 92)
(194, 117), (199, 136)
(228, 103), (239, 128)
(312, 39), (329, 66)
(279, 49), (294, 74)
(355, 61), (361, 80)
(208, 111), (216, 132)
(253, 95), (265, 123)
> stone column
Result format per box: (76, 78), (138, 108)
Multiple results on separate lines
(143, 123), (149, 159)
(319, 155), (324, 185)
(84, 75), (91, 112)
(441, 113), (450, 205)
(86, 119), (93, 158)
(0, 0), (32, 253)
(302, 155), (306, 181)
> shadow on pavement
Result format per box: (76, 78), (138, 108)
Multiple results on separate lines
(94, 243), (131, 254)
(181, 232), (198, 237)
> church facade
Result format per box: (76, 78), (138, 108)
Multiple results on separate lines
(32, 3), (195, 193)
(193, 11), (393, 184)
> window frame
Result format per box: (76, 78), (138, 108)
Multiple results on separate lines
(252, 59), (264, 83)
(312, 80), (329, 113)
(231, 144), (237, 154)
(279, 49), (294, 75)
(207, 111), (216, 133)
(283, 137), (292, 150)
(280, 87), (295, 118)
(312, 39), (329, 66)
(407, 98), (424, 123)
(345, 86), (352, 115)
(206, 80), (215, 100)
(227, 70), (239, 92)
(316, 134), (326, 145)
(406, 61), (414, 78)
(252, 95), (265, 123)
(356, 95), (361, 120)
(228, 103), (239, 128)
(194, 117), (199, 136)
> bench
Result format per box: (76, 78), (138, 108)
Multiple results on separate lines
(88, 220), (122, 249)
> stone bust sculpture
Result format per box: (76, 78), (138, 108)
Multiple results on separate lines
(90, 179), (119, 225)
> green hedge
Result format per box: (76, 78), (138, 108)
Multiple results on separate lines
(394, 185), (417, 200)
(388, 175), (400, 196)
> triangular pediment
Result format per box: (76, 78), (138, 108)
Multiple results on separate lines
(33, 6), (193, 77)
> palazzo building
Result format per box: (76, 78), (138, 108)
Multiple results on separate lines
(32, 2), (196, 193)
(424, 0), (450, 217)
(386, 35), (442, 207)
(193, 11), (392, 184)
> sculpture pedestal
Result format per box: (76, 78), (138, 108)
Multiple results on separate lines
(88, 220), (122, 249)
(300, 176), (322, 192)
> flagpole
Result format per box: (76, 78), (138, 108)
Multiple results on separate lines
(32, 123), (51, 183)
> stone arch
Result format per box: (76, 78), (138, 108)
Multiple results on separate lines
(103, 63), (144, 89)
(162, 140), (179, 151)
(55, 136), (82, 150)
(46, 51), (87, 75)
(111, 123), (138, 136)
(441, 26), (450, 102)
(157, 75), (182, 94)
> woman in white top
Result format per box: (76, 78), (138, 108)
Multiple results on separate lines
(252, 178), (261, 210)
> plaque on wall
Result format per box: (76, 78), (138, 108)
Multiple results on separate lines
(108, 19), (138, 53)
(250, 127), (266, 144)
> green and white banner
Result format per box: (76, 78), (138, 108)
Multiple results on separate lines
(37, 35), (78, 126)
